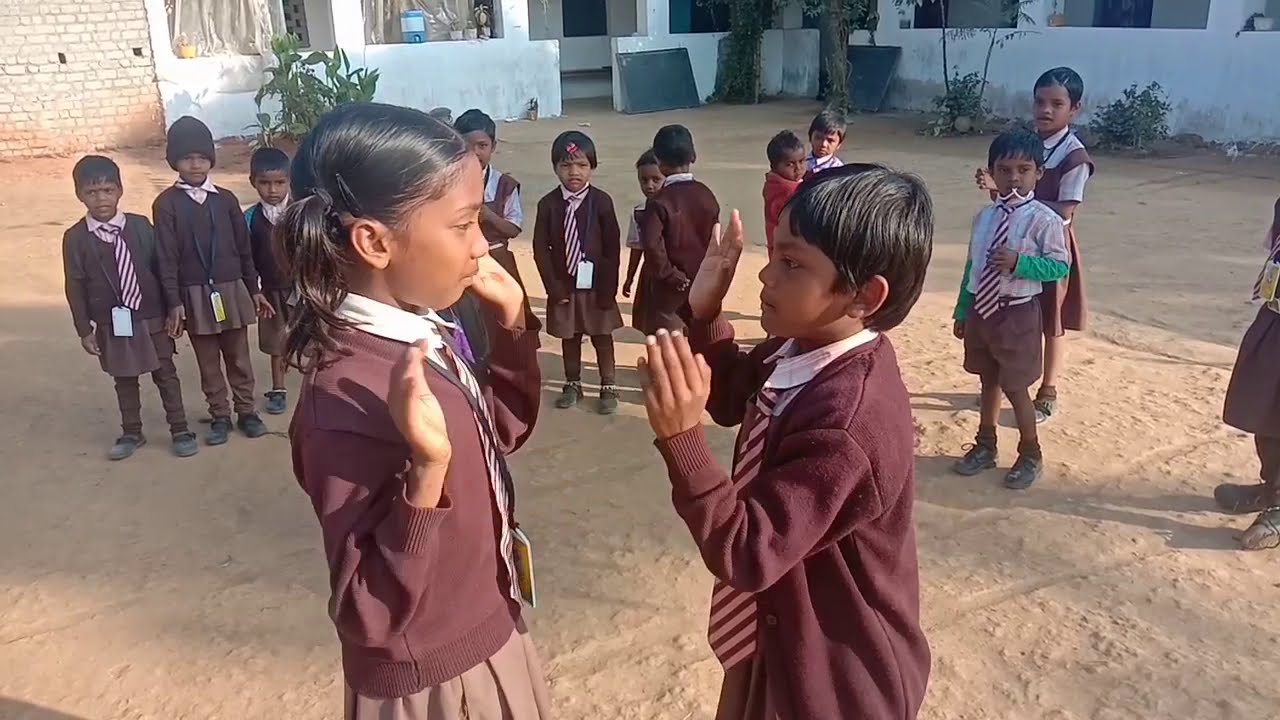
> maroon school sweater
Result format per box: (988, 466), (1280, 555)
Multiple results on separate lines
(153, 185), (257, 306)
(657, 317), (930, 719)
(289, 324), (541, 698)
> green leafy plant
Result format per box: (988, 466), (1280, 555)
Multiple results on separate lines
(929, 70), (984, 135)
(1089, 82), (1171, 150)
(252, 34), (380, 146)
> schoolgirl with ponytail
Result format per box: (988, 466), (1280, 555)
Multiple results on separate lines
(281, 102), (550, 719)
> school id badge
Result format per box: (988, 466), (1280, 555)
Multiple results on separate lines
(575, 260), (595, 291)
(512, 526), (537, 608)
(1261, 261), (1280, 303)
(210, 290), (227, 323)
(110, 306), (134, 338)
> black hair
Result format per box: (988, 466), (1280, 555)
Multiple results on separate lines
(551, 131), (598, 168)
(766, 130), (805, 166)
(636, 148), (659, 168)
(72, 155), (121, 192)
(808, 109), (848, 140)
(454, 108), (497, 141)
(249, 147), (290, 178)
(783, 164), (933, 332)
(278, 102), (470, 371)
(1034, 66), (1084, 105)
(652, 124), (696, 167)
(987, 129), (1045, 168)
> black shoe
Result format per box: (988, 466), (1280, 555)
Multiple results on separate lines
(264, 389), (288, 415)
(952, 443), (997, 476)
(109, 434), (146, 461)
(207, 416), (232, 445)
(238, 413), (268, 438)
(1004, 453), (1043, 490)
(1240, 508), (1280, 551)
(171, 431), (199, 458)
(555, 382), (583, 409)
(1214, 482), (1270, 515)
(598, 386), (619, 415)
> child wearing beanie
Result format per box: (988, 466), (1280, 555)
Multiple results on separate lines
(153, 116), (272, 445)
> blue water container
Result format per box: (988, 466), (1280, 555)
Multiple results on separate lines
(401, 10), (427, 43)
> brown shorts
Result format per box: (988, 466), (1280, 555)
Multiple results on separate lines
(257, 288), (292, 356)
(964, 297), (1043, 392)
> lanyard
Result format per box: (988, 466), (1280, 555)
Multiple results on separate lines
(185, 198), (218, 285)
(91, 228), (126, 306)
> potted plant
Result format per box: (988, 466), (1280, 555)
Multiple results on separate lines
(526, 97), (538, 121)
(1246, 12), (1275, 31)
(175, 33), (198, 58)
(464, 22), (478, 39)
(449, 13), (465, 40)
(473, 5), (492, 38)
(1048, 2), (1066, 27)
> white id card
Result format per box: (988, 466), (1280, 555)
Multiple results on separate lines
(575, 260), (595, 290)
(1261, 261), (1280, 303)
(210, 291), (227, 323)
(110, 306), (134, 338)
(512, 526), (537, 608)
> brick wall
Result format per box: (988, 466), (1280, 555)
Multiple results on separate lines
(0, 0), (164, 158)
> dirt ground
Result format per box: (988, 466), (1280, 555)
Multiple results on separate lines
(3, 99), (1280, 720)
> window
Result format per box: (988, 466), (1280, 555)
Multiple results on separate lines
(1060, 0), (1210, 29)
(166, 0), (280, 56)
(364, 0), (484, 43)
(668, 0), (729, 33)
(562, 0), (606, 37)
(914, 0), (1017, 29)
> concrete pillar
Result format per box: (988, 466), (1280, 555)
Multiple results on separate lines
(500, 0), (532, 40)
(330, 0), (367, 50)
(636, 0), (670, 36)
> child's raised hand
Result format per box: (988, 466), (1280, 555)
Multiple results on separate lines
(389, 340), (452, 469)
(639, 330), (711, 440)
(688, 209), (744, 320)
(974, 167), (997, 192)
(471, 254), (526, 329)
(987, 247), (1019, 274)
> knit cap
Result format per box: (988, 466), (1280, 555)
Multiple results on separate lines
(166, 116), (216, 170)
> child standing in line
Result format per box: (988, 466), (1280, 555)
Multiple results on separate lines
(1214, 196), (1280, 551)
(455, 108), (541, 333)
(977, 66), (1094, 424)
(762, 130), (806, 257)
(532, 131), (624, 415)
(639, 164), (932, 719)
(622, 149), (664, 299)
(63, 156), (198, 460)
(282, 103), (549, 720)
(954, 130), (1069, 490)
(244, 147), (293, 415)
(153, 116), (271, 445)
(634, 124), (720, 336)
(806, 109), (847, 176)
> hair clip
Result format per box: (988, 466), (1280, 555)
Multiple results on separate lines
(565, 142), (579, 155)
(333, 173), (363, 217)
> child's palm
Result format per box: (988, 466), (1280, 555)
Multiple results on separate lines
(689, 209), (744, 320)
(389, 341), (452, 466)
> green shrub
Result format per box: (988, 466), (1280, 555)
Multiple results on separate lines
(252, 34), (380, 146)
(929, 71), (985, 135)
(1089, 82), (1171, 150)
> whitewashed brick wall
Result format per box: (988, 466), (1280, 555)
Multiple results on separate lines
(1, 0), (163, 158)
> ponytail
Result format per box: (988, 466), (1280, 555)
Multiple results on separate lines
(278, 191), (352, 371)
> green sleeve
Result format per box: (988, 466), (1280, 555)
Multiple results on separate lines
(954, 257), (974, 321)
(1013, 254), (1070, 282)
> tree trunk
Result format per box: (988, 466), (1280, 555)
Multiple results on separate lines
(823, 0), (849, 110)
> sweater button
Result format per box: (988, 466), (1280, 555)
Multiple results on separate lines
(765, 614), (778, 627)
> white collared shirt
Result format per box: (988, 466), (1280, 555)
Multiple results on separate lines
(86, 211), (126, 243)
(806, 153), (844, 173)
(334, 293), (451, 351)
(261, 197), (289, 225)
(761, 329), (879, 415)
(176, 177), (218, 205)
(483, 166), (523, 228)
(963, 199), (1069, 301)
(662, 173), (694, 187)
(1042, 126), (1090, 203)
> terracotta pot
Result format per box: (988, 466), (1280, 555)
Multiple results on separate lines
(1048, 13), (1066, 27)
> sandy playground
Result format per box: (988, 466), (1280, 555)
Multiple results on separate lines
(2, 100), (1280, 720)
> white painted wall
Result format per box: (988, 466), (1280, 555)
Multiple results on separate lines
(530, 0), (638, 71)
(143, 0), (562, 138)
(610, 28), (818, 111)
(874, 0), (1280, 141)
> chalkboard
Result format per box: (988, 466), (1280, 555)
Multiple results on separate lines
(846, 45), (902, 113)
(617, 48), (702, 115)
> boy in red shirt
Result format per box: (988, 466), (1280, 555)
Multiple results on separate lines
(761, 130), (805, 259)
(640, 164), (932, 719)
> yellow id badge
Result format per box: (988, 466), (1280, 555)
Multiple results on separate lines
(1261, 261), (1280, 303)
(210, 290), (227, 323)
(512, 527), (537, 608)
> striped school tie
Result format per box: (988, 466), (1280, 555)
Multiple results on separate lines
(435, 341), (522, 603)
(707, 386), (779, 670)
(563, 187), (589, 273)
(972, 203), (1016, 319)
(99, 225), (143, 311)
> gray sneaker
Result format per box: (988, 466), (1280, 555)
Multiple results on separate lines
(555, 382), (583, 409)
(109, 434), (146, 461)
(952, 443), (997, 476)
(171, 431), (199, 458)
(598, 386), (619, 415)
